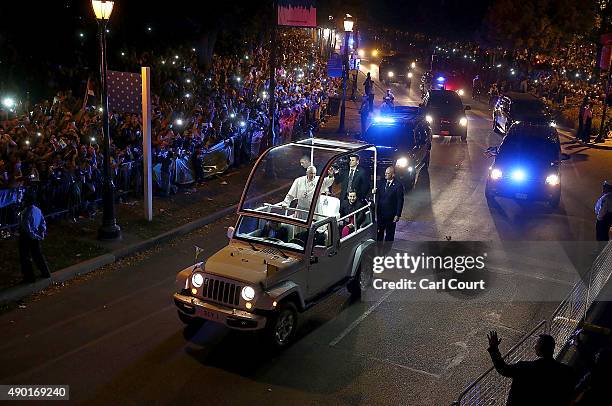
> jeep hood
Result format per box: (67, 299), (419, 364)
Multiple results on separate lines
(203, 243), (301, 284)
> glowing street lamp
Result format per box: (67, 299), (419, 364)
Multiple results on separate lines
(338, 14), (354, 133)
(92, 0), (121, 240)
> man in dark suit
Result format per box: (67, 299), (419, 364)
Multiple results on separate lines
(376, 166), (404, 241)
(259, 221), (289, 243)
(487, 331), (576, 406)
(335, 155), (369, 202)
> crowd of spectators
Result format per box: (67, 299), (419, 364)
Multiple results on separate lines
(0, 28), (339, 227)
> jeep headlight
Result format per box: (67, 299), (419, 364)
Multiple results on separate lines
(191, 273), (204, 288)
(396, 157), (409, 168)
(459, 117), (468, 126)
(387, 71), (394, 78)
(426, 115), (433, 124)
(241, 286), (255, 301)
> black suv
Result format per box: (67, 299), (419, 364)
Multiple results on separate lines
(421, 90), (470, 141)
(379, 55), (414, 87)
(493, 92), (555, 134)
(361, 106), (432, 190)
(485, 123), (569, 207)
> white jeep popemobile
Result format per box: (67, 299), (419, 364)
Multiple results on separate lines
(174, 139), (378, 348)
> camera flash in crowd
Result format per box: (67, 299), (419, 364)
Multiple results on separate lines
(185, 93), (191, 98)
(91, 137), (96, 142)
(37, 132), (42, 137)
(162, 60), (166, 64)
(174, 55), (179, 59)
(240, 121), (246, 128)
(175, 119), (184, 126)
(230, 113), (236, 119)
(186, 78), (191, 83)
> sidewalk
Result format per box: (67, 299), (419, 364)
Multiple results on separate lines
(557, 128), (612, 151)
(0, 164), (262, 304)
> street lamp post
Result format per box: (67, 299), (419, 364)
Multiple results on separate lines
(92, 0), (121, 240)
(338, 15), (354, 134)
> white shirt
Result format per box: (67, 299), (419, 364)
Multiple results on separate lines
(283, 175), (334, 210)
(595, 192), (611, 221)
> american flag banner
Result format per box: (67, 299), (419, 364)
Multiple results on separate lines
(107, 70), (142, 114)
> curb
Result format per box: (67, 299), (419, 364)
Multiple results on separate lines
(557, 128), (612, 151)
(0, 204), (238, 305)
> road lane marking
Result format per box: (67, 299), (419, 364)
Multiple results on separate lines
(329, 289), (394, 347)
(8, 305), (174, 382)
(366, 354), (442, 379)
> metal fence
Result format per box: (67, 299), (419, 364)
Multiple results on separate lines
(454, 242), (612, 405)
(550, 242), (612, 358)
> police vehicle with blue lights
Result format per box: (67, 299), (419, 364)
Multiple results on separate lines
(485, 123), (569, 208)
(361, 106), (432, 190)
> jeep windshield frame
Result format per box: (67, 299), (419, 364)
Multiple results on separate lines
(237, 139), (377, 227)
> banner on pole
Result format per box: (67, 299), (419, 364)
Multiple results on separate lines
(278, 0), (316, 27)
(107, 70), (142, 114)
(327, 53), (343, 78)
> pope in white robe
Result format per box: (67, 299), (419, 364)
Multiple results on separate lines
(281, 166), (334, 214)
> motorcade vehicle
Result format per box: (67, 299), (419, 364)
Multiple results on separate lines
(361, 106), (432, 190)
(174, 139), (378, 348)
(492, 92), (556, 134)
(485, 123), (569, 207)
(379, 54), (415, 87)
(421, 90), (470, 141)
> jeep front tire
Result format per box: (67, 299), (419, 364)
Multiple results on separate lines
(265, 301), (298, 349)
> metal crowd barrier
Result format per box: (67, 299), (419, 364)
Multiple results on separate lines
(454, 242), (612, 405)
(550, 242), (612, 358)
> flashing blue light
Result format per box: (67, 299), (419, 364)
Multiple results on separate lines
(436, 76), (445, 82)
(373, 116), (395, 124)
(511, 169), (527, 182)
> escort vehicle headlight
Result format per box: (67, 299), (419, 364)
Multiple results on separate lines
(546, 174), (560, 186)
(241, 286), (255, 301)
(388, 71), (394, 78)
(425, 115), (433, 123)
(459, 117), (468, 126)
(396, 157), (409, 168)
(490, 168), (503, 180)
(457, 89), (465, 96)
(191, 273), (204, 288)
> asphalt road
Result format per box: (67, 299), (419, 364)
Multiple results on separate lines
(361, 59), (612, 241)
(1, 62), (610, 405)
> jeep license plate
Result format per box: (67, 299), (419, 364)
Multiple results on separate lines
(515, 193), (528, 200)
(440, 130), (450, 135)
(201, 309), (220, 321)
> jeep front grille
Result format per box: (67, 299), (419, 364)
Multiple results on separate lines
(202, 277), (241, 306)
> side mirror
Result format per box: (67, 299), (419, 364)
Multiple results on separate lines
(227, 226), (235, 239)
(464, 105), (471, 111)
(561, 153), (570, 161)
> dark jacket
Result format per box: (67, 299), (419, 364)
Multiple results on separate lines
(259, 224), (289, 243)
(376, 179), (404, 225)
(335, 166), (369, 201)
(340, 199), (366, 228)
(488, 348), (576, 406)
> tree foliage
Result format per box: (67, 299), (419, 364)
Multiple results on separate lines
(483, 0), (598, 52)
